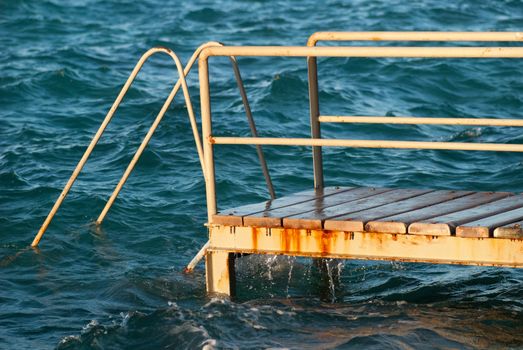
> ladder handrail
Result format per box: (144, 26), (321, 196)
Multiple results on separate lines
(95, 42), (216, 225)
(96, 47), (276, 225)
(32, 42), (276, 247)
(32, 44), (207, 247)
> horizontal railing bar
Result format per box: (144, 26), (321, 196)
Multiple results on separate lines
(210, 137), (523, 152)
(201, 46), (523, 59)
(319, 116), (523, 127)
(307, 32), (523, 46)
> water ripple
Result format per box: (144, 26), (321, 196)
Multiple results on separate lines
(1, 0), (523, 349)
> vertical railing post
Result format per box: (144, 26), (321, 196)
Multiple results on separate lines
(307, 55), (324, 189)
(199, 55), (217, 221)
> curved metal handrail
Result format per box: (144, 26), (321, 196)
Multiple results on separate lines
(95, 43), (217, 225)
(31, 45), (202, 247)
(32, 42), (275, 247)
(95, 46), (276, 225)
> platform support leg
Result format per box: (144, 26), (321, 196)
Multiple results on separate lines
(205, 250), (236, 296)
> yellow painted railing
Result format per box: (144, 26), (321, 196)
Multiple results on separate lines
(32, 43), (275, 247)
(306, 31), (523, 187)
(199, 32), (523, 222)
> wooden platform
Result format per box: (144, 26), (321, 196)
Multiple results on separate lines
(213, 187), (523, 238)
(206, 187), (523, 295)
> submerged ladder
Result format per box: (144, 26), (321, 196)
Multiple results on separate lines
(31, 42), (276, 250)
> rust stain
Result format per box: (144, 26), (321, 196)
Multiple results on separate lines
(280, 228), (290, 253)
(294, 229), (301, 253)
(321, 231), (332, 254)
(313, 230), (323, 253)
(211, 225), (523, 268)
(251, 227), (259, 251)
(208, 136), (216, 144)
(279, 228), (302, 253)
(330, 231), (339, 252)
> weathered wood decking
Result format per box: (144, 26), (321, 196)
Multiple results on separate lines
(213, 187), (523, 237)
(206, 187), (523, 295)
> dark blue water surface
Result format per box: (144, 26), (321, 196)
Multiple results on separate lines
(1, 0), (523, 349)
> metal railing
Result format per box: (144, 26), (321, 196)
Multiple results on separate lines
(32, 42), (275, 247)
(198, 32), (523, 223)
(306, 31), (523, 188)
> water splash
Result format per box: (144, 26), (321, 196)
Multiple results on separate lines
(285, 255), (296, 298)
(265, 255), (278, 282)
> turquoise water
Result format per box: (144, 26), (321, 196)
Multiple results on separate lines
(1, 0), (523, 348)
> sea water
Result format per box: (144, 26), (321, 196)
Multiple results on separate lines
(1, 0), (522, 348)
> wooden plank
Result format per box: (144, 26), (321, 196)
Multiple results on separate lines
(322, 189), (463, 232)
(366, 191), (511, 234)
(360, 190), (472, 232)
(205, 250), (235, 296)
(456, 207), (523, 237)
(288, 188), (433, 231)
(245, 187), (392, 228)
(212, 186), (352, 226)
(409, 194), (523, 236)
(494, 220), (523, 238)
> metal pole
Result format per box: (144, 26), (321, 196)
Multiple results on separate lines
(210, 136), (523, 152)
(229, 57), (276, 199)
(200, 46), (523, 59)
(307, 31), (523, 46)
(318, 115), (523, 126)
(199, 57), (217, 221)
(184, 240), (210, 273)
(307, 56), (324, 189)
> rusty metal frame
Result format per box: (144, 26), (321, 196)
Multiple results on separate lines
(210, 225), (523, 268)
(206, 223), (523, 295)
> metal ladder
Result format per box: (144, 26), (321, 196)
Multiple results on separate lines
(31, 42), (276, 255)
